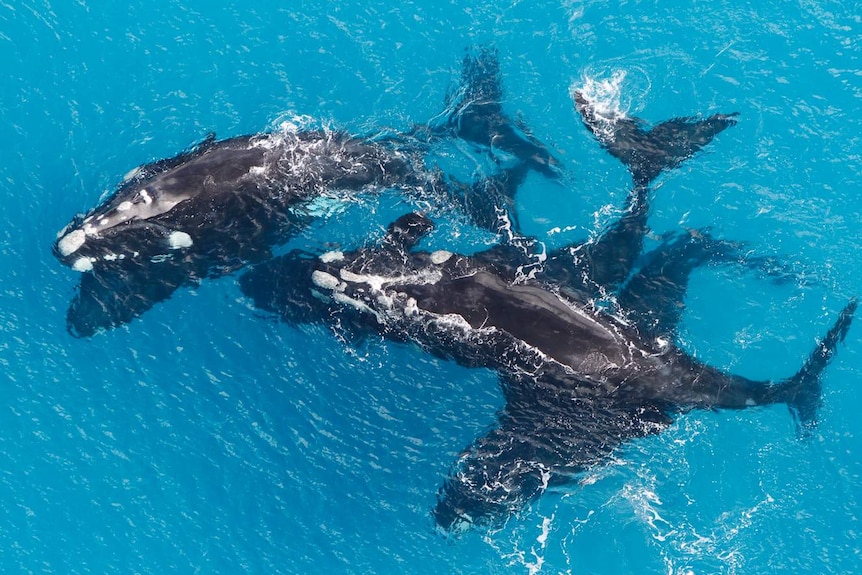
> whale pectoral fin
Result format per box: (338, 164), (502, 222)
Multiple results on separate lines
(66, 261), (192, 337)
(617, 230), (812, 339)
(444, 164), (531, 233)
(426, 47), (559, 233)
(433, 392), (670, 531)
(443, 47), (560, 177)
(574, 91), (738, 187)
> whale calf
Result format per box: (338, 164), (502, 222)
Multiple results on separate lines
(53, 48), (557, 337)
(238, 93), (855, 530)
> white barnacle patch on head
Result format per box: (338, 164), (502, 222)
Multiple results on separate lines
(430, 250), (453, 265)
(167, 231), (193, 249)
(319, 251), (344, 263)
(71, 256), (94, 272)
(57, 229), (86, 257)
(655, 336), (669, 349)
(140, 189), (152, 205)
(117, 201), (133, 212)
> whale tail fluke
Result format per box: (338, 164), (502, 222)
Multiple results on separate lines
(785, 298), (857, 430)
(433, 46), (561, 179)
(573, 91), (739, 187)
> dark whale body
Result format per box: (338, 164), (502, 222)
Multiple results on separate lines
(53, 48), (557, 337)
(239, 93), (856, 530)
(243, 214), (855, 532)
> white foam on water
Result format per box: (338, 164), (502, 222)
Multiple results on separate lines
(573, 69), (629, 120)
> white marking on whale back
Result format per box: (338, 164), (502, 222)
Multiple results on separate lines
(167, 231), (193, 249)
(57, 229), (86, 256)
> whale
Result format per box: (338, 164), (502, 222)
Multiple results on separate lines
(238, 93), (856, 530)
(241, 217), (855, 532)
(53, 48), (558, 337)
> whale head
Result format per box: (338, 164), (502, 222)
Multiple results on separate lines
(53, 168), (201, 273)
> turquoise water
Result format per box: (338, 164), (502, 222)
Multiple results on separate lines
(2, 1), (861, 573)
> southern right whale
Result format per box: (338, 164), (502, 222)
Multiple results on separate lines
(52, 48), (556, 337)
(238, 92), (856, 531)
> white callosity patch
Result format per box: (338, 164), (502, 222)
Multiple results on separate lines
(311, 265), (444, 326)
(116, 201), (133, 212)
(311, 270), (343, 292)
(167, 231), (193, 250)
(57, 229), (86, 257)
(71, 257), (95, 272)
(338, 268), (444, 293)
(430, 250), (453, 265)
(332, 291), (383, 323)
(319, 251), (344, 263)
(122, 166), (142, 182)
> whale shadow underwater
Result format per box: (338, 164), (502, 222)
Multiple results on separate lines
(53, 48), (557, 337)
(239, 89), (857, 531)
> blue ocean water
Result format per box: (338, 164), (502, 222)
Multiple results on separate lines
(1, 1), (861, 573)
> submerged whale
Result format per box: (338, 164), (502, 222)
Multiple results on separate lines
(238, 93), (856, 530)
(53, 48), (556, 337)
